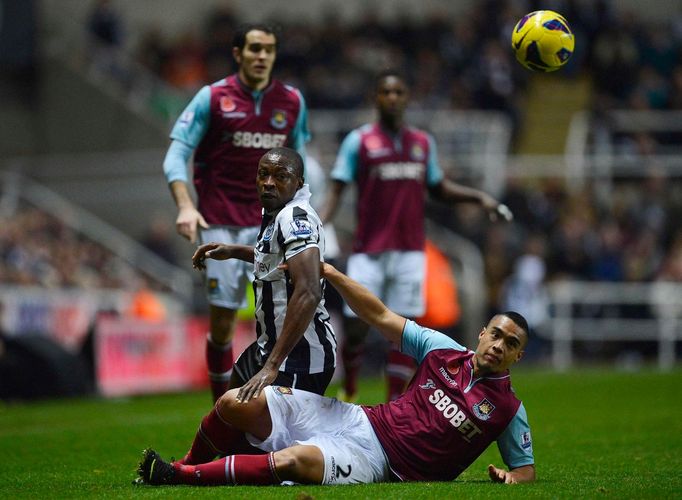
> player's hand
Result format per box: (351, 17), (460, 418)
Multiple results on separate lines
(487, 464), (517, 484)
(176, 206), (209, 244)
(236, 366), (278, 403)
(192, 243), (231, 270)
(480, 194), (513, 223)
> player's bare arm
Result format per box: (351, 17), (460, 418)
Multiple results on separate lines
(322, 262), (406, 345)
(430, 179), (513, 222)
(169, 180), (209, 243)
(192, 243), (255, 270)
(319, 180), (346, 224)
(488, 463), (536, 484)
(237, 247), (322, 403)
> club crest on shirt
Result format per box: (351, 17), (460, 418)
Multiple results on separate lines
(420, 378), (436, 390)
(472, 398), (496, 420)
(276, 386), (293, 395)
(220, 96), (236, 112)
(263, 223), (275, 241)
(271, 109), (288, 129)
(290, 219), (312, 237)
(410, 143), (425, 161)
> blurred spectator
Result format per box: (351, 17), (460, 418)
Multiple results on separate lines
(86, 0), (125, 80)
(141, 213), (178, 265)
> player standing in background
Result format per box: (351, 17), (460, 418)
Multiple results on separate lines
(162, 24), (311, 402)
(321, 69), (513, 402)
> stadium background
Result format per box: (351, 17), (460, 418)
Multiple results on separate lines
(1, 0), (682, 396)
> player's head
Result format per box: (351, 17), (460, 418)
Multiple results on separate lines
(474, 311), (529, 375)
(232, 23), (278, 90)
(374, 69), (409, 129)
(256, 147), (304, 212)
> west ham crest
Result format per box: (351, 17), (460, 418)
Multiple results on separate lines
(410, 143), (425, 161)
(271, 109), (288, 129)
(472, 398), (496, 420)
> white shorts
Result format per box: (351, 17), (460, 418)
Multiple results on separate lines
(248, 386), (390, 485)
(199, 226), (259, 309)
(345, 251), (426, 317)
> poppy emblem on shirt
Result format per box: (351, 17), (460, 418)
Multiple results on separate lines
(410, 143), (425, 161)
(446, 359), (460, 375)
(472, 398), (496, 420)
(220, 96), (236, 112)
(365, 136), (383, 151)
(271, 109), (288, 129)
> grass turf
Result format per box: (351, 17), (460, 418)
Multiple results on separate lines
(1, 368), (680, 498)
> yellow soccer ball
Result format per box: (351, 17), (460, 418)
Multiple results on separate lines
(511, 10), (575, 72)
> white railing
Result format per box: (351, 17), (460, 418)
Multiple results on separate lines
(0, 171), (194, 301)
(547, 282), (682, 371)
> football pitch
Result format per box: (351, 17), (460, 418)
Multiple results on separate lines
(1, 368), (680, 499)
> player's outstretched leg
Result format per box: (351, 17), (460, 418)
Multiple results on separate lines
(137, 445), (323, 486)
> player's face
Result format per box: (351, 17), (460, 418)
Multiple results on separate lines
(376, 76), (409, 122)
(256, 154), (303, 212)
(474, 315), (526, 375)
(234, 30), (277, 90)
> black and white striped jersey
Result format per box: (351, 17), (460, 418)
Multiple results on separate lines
(253, 185), (337, 374)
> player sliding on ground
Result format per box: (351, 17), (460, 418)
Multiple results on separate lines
(136, 262), (535, 486)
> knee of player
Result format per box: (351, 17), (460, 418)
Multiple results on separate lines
(216, 389), (241, 416)
(274, 446), (324, 484)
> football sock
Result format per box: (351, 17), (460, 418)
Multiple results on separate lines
(386, 347), (416, 401)
(341, 340), (365, 397)
(174, 453), (279, 485)
(206, 335), (233, 402)
(179, 405), (249, 465)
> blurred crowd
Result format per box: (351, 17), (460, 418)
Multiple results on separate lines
(0, 204), (162, 291)
(84, 0), (682, 132)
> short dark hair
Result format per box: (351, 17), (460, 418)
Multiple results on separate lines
(374, 68), (407, 91)
(264, 147), (304, 180)
(232, 23), (279, 51)
(499, 311), (530, 345)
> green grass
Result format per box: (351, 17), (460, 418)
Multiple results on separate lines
(1, 368), (681, 498)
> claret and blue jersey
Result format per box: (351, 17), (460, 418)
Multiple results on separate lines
(362, 320), (534, 482)
(165, 75), (310, 227)
(331, 123), (444, 253)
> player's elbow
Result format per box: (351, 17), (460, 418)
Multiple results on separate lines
(295, 284), (322, 309)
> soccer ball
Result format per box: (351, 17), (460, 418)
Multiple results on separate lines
(511, 10), (574, 72)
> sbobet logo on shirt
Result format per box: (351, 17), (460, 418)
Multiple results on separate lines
(428, 389), (482, 442)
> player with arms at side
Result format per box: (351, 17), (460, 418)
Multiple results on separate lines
(321, 69), (513, 402)
(162, 23), (311, 402)
(136, 261), (535, 487)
